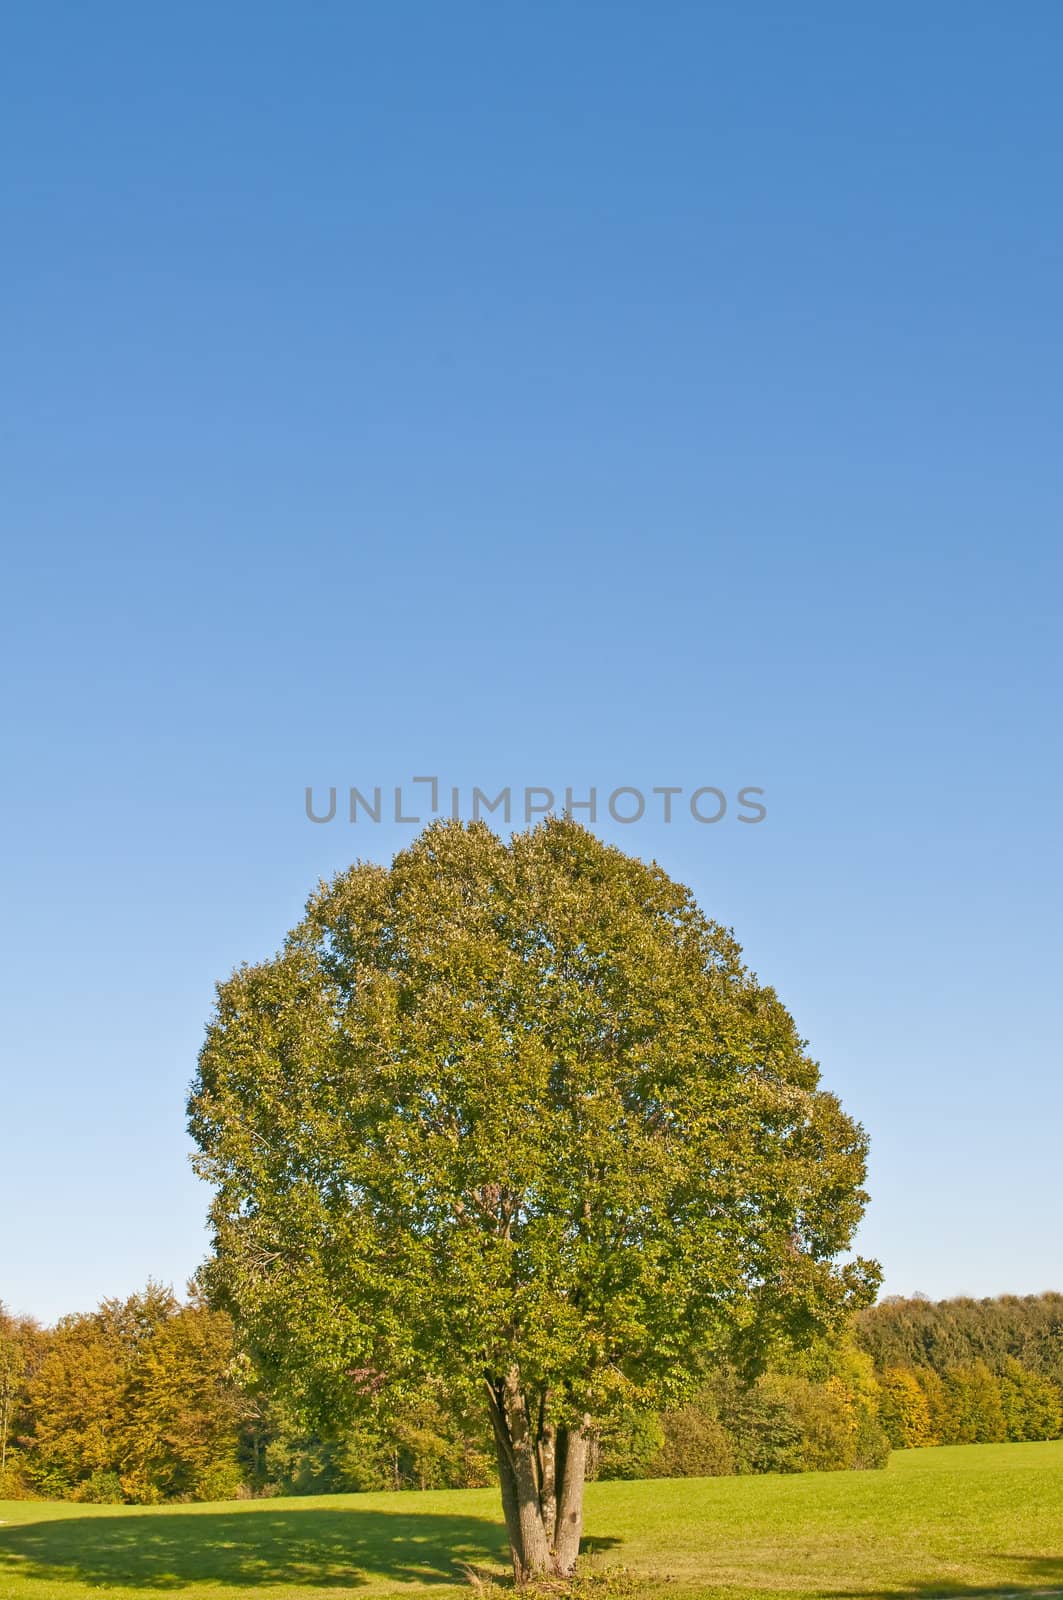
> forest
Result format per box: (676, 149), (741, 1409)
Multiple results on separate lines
(2, 1289), (1060, 1505)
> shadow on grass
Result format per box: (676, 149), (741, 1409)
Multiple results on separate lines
(0, 1503), (534, 1591)
(6, 1505), (1058, 1599)
(823, 1555), (1063, 1600)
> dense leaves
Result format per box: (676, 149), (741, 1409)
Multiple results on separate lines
(856, 1293), (1063, 1383)
(188, 819), (877, 1576)
(0, 1287), (243, 1503)
(857, 1296), (1063, 1450)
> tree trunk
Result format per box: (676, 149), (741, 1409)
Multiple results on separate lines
(553, 1424), (589, 1575)
(486, 1371), (588, 1583)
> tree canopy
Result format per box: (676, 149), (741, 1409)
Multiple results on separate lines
(188, 818), (878, 1578)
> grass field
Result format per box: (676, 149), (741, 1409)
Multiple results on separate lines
(1, 1442), (1061, 1600)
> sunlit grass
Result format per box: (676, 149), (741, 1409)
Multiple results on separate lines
(1, 1441), (1061, 1599)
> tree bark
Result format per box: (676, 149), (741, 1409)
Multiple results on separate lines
(486, 1370), (587, 1582)
(486, 1380), (527, 1580)
(503, 1368), (554, 1577)
(537, 1415), (557, 1543)
(553, 1423), (589, 1575)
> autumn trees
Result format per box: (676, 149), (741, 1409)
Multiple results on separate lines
(0, 1306), (40, 1486)
(5, 1286), (243, 1502)
(189, 819), (878, 1579)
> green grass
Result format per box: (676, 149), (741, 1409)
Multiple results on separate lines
(1, 1442), (1062, 1600)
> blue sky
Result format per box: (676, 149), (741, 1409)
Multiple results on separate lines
(2, 2), (1061, 1323)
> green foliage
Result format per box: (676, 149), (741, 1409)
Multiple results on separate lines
(391, 1391), (495, 1491)
(71, 1469), (124, 1503)
(98, 1282), (180, 1354)
(247, 1384), (495, 1497)
(710, 1366), (805, 1474)
(943, 1360), (1007, 1444)
(769, 1334), (890, 1470)
(8, 1284), (1063, 1511)
(757, 1375), (852, 1471)
(857, 1295), (1063, 1455)
(850, 1398), (893, 1470)
(595, 1334), (890, 1482)
(0, 1304), (44, 1498)
(189, 818), (877, 1430)
(912, 1366), (953, 1444)
(119, 1301), (245, 1501)
(856, 1293), (1063, 1385)
(593, 1409), (665, 1481)
(190, 1461), (246, 1502)
(260, 1412), (391, 1496)
(650, 1397), (735, 1477)
(998, 1357), (1063, 1442)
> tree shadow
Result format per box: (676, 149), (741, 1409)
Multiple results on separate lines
(0, 1503), (522, 1591)
(1, 1507), (1053, 1599)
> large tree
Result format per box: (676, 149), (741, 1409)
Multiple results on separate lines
(189, 819), (877, 1579)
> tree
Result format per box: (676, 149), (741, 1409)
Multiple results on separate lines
(710, 1364), (805, 1474)
(764, 1330), (890, 1469)
(0, 1306), (37, 1485)
(118, 1302), (244, 1502)
(189, 819), (878, 1580)
(944, 1361), (1006, 1444)
(0, 1344), (22, 1476)
(97, 1281), (180, 1358)
(595, 1406), (666, 1480)
(913, 1366), (954, 1444)
(650, 1395), (734, 1477)
(877, 1367), (936, 1448)
(26, 1313), (126, 1496)
(998, 1357), (1062, 1442)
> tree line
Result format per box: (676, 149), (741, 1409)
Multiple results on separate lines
(3, 1287), (1060, 1504)
(854, 1293), (1063, 1448)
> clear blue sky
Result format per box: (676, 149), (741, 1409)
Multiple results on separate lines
(3, 3), (1060, 1324)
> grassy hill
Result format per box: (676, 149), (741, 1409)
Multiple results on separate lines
(1, 1440), (1062, 1600)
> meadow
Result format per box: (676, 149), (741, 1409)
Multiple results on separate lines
(1, 1441), (1061, 1600)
